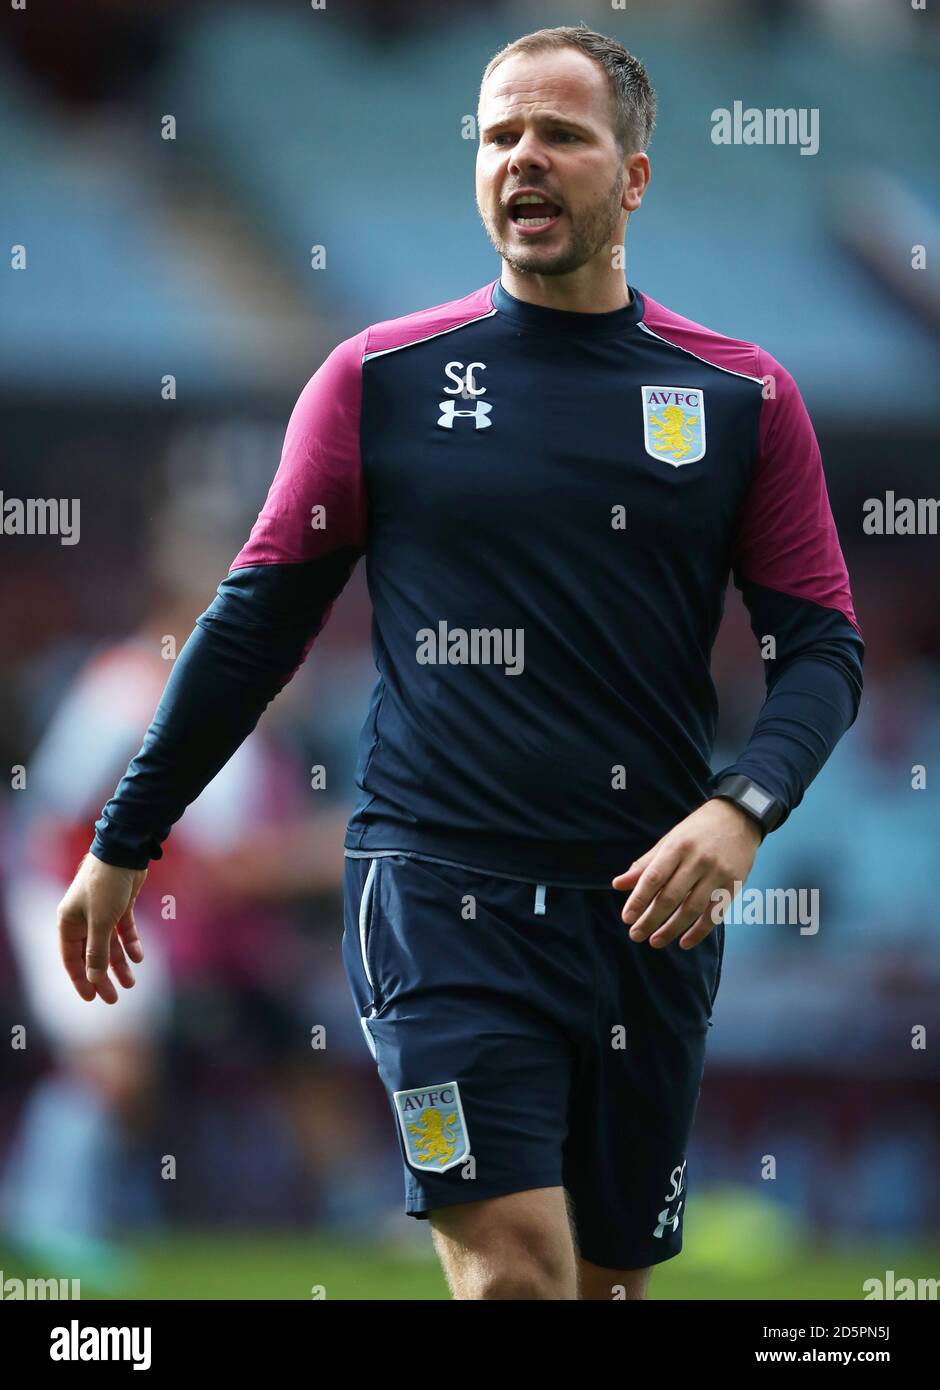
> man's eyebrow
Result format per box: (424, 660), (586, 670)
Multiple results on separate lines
(481, 111), (594, 136)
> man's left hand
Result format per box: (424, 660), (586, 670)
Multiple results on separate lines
(611, 798), (763, 950)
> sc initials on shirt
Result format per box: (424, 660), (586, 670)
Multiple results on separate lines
(443, 361), (487, 398)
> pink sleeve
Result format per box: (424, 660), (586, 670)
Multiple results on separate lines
(731, 348), (860, 635)
(231, 328), (369, 569)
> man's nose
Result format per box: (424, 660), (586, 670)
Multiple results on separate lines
(508, 133), (550, 173)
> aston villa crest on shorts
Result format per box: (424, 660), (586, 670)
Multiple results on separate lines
(641, 386), (706, 466)
(394, 1082), (470, 1172)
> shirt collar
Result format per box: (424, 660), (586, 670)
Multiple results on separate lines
(491, 277), (645, 337)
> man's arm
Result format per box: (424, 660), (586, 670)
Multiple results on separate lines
(90, 329), (369, 869)
(89, 556), (360, 869)
(59, 329), (368, 1000)
(707, 348), (864, 826)
(614, 349), (863, 947)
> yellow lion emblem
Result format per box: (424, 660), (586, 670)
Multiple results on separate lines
(649, 403), (698, 461)
(407, 1108), (460, 1166)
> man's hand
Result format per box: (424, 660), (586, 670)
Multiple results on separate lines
(57, 853), (147, 1003)
(612, 798), (763, 950)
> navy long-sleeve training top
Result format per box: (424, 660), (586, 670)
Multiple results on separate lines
(90, 278), (864, 887)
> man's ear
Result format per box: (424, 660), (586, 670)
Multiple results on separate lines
(623, 152), (651, 214)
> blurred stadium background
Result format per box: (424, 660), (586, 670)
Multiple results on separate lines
(1, 0), (938, 1300)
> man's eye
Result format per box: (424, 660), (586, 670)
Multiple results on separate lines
(487, 129), (579, 146)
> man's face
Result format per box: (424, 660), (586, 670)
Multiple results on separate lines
(476, 48), (630, 278)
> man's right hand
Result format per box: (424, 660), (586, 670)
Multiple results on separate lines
(57, 852), (147, 1004)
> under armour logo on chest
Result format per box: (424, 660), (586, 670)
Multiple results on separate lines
(437, 400), (492, 430)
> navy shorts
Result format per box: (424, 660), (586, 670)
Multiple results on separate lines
(342, 851), (723, 1270)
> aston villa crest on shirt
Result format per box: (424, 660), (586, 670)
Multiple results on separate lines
(641, 386), (706, 466)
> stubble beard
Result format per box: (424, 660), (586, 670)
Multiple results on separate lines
(481, 167), (625, 279)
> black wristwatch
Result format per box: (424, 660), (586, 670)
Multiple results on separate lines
(708, 774), (784, 840)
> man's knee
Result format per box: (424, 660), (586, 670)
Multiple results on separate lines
(462, 1251), (570, 1301)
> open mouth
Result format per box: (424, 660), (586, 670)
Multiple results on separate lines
(508, 196), (563, 234)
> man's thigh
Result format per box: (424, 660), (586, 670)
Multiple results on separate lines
(427, 1190), (653, 1300)
(430, 1187), (578, 1300)
(562, 889), (721, 1271)
(342, 854), (586, 1217)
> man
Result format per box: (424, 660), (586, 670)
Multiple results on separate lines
(58, 25), (864, 1300)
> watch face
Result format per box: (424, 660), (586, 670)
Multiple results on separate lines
(740, 784), (773, 819)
